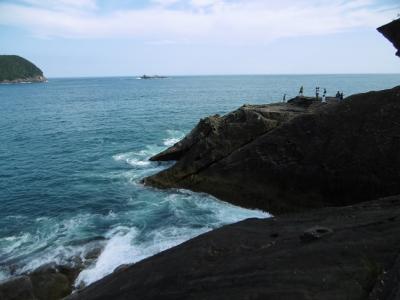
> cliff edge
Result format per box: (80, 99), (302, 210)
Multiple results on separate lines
(144, 87), (400, 214)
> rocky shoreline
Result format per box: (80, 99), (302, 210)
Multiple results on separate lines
(1, 20), (399, 300)
(67, 195), (400, 300)
(2, 86), (399, 300)
(61, 85), (400, 300)
(0, 245), (103, 300)
(0, 75), (46, 84)
(144, 87), (400, 214)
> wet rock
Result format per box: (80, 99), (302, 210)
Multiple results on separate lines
(25, 263), (83, 300)
(66, 196), (400, 300)
(0, 276), (36, 300)
(83, 247), (103, 261)
(113, 264), (131, 273)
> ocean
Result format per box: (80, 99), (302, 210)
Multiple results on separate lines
(0, 74), (399, 286)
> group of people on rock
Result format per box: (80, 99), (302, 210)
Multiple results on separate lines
(291, 86), (344, 102)
(335, 91), (344, 100)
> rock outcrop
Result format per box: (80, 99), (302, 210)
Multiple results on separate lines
(0, 264), (79, 300)
(378, 18), (400, 57)
(144, 86), (400, 214)
(66, 195), (400, 300)
(0, 243), (104, 300)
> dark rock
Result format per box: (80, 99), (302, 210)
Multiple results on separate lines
(149, 102), (317, 163)
(113, 264), (132, 274)
(287, 96), (321, 107)
(66, 196), (400, 300)
(378, 18), (400, 57)
(0, 276), (36, 300)
(300, 226), (333, 242)
(28, 263), (77, 300)
(144, 86), (400, 214)
(83, 247), (103, 261)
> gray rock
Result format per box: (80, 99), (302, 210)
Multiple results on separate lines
(27, 263), (82, 300)
(0, 276), (36, 300)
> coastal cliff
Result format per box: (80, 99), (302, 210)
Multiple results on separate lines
(0, 55), (46, 83)
(144, 87), (400, 214)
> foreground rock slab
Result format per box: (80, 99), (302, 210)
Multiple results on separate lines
(67, 196), (400, 300)
(145, 86), (400, 214)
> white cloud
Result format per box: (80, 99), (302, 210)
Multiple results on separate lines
(0, 0), (396, 43)
(21, 0), (97, 11)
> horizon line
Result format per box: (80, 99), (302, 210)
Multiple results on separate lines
(48, 73), (400, 79)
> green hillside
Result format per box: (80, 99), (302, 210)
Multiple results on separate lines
(0, 55), (44, 82)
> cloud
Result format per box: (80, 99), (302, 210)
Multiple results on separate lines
(0, 0), (396, 43)
(21, 0), (97, 11)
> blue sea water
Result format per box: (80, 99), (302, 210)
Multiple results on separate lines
(0, 74), (399, 286)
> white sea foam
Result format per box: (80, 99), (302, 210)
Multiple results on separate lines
(163, 130), (184, 147)
(113, 130), (184, 167)
(163, 137), (180, 147)
(75, 189), (269, 287)
(75, 227), (138, 286)
(126, 158), (151, 167)
(75, 224), (208, 287)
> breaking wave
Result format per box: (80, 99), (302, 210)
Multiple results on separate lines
(0, 129), (269, 288)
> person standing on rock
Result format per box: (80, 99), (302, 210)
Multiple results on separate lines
(283, 94), (286, 102)
(322, 88), (327, 102)
(299, 86), (304, 97)
(316, 87), (320, 100)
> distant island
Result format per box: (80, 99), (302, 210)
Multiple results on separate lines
(0, 55), (46, 83)
(139, 74), (167, 79)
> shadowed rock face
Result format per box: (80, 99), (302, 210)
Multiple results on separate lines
(378, 18), (400, 57)
(144, 86), (400, 214)
(66, 196), (400, 300)
(0, 244), (104, 300)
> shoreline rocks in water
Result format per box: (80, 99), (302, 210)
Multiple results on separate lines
(0, 243), (104, 300)
(0, 264), (77, 300)
(144, 86), (400, 214)
(66, 195), (400, 300)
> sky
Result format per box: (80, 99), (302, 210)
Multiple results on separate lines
(0, 0), (399, 77)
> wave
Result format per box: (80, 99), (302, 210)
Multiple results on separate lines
(162, 130), (185, 147)
(0, 129), (269, 288)
(75, 190), (269, 287)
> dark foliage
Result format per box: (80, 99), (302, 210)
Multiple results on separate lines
(0, 55), (43, 81)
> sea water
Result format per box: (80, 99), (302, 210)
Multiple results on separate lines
(0, 74), (399, 286)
